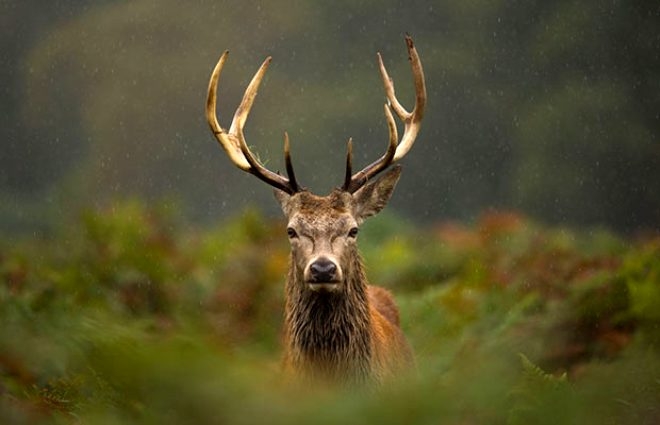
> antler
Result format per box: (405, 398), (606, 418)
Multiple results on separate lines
(343, 35), (426, 193)
(206, 51), (300, 194)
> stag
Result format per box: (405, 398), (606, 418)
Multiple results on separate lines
(206, 36), (426, 386)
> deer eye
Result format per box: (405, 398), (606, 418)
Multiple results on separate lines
(286, 227), (298, 238)
(348, 227), (359, 238)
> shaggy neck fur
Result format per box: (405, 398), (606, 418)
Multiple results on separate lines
(284, 249), (373, 385)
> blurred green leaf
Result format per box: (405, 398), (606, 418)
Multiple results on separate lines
(1, 201), (658, 424)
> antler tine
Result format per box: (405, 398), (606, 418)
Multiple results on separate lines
(229, 56), (271, 135)
(206, 52), (299, 194)
(388, 34), (426, 161)
(344, 35), (426, 193)
(344, 104), (398, 192)
(283, 132), (300, 192)
(343, 138), (354, 190)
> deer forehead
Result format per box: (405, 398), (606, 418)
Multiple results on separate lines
(287, 191), (358, 232)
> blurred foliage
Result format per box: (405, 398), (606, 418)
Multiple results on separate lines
(1, 0), (659, 234)
(1, 200), (659, 424)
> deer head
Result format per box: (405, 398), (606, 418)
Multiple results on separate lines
(273, 167), (403, 293)
(206, 36), (426, 384)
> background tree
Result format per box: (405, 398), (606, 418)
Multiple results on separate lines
(2, 0), (658, 234)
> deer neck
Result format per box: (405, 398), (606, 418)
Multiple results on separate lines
(284, 252), (373, 384)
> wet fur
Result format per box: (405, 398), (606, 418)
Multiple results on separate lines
(282, 252), (413, 386)
(280, 175), (413, 386)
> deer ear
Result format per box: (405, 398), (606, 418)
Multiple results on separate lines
(273, 188), (292, 216)
(353, 165), (402, 223)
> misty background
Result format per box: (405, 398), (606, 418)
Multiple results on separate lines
(1, 0), (658, 236)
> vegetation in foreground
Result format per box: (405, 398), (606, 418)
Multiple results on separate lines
(1, 201), (659, 424)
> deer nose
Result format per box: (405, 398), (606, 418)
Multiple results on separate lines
(309, 258), (338, 283)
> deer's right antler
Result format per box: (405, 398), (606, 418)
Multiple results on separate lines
(206, 51), (300, 194)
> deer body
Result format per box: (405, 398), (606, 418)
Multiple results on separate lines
(205, 36), (426, 386)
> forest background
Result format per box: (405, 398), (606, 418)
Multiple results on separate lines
(1, 1), (659, 424)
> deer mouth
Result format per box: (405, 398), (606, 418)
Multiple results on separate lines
(307, 281), (341, 293)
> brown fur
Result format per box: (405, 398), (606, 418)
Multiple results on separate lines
(277, 167), (413, 387)
(368, 285), (401, 326)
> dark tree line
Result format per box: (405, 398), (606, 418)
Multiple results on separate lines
(1, 0), (658, 233)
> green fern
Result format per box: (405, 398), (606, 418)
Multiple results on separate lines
(508, 354), (570, 425)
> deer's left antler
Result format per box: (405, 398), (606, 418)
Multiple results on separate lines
(343, 35), (427, 193)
